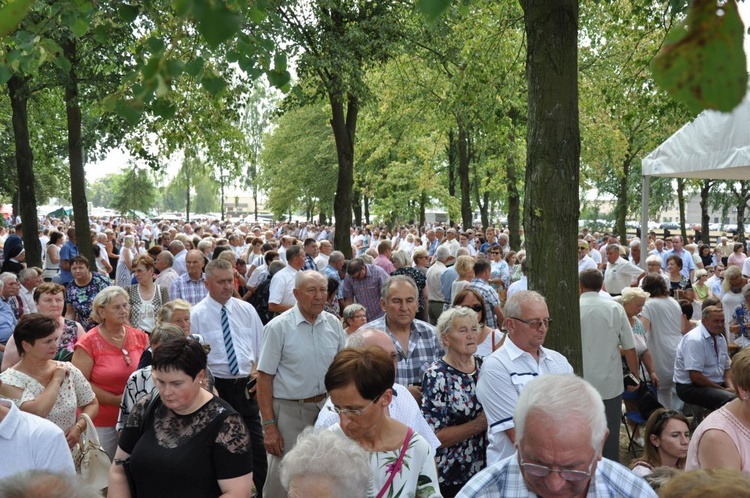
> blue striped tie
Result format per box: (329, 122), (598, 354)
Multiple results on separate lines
(221, 305), (239, 376)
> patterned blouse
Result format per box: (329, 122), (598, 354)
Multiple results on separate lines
(421, 356), (486, 487)
(55, 319), (82, 361)
(65, 273), (111, 331)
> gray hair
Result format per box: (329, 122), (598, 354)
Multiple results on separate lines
(280, 427), (371, 497)
(435, 245), (451, 262)
(0, 272), (18, 283)
(515, 374), (607, 453)
(620, 287), (650, 304)
(381, 275), (418, 301)
(0, 470), (101, 498)
(18, 268), (37, 283)
(342, 303), (367, 327)
(157, 250), (174, 267)
(645, 254), (663, 266)
(503, 290), (546, 321)
(90, 286), (129, 323)
(391, 250), (411, 269)
(157, 299), (191, 324)
(169, 240), (185, 252)
(205, 258), (233, 278)
(436, 307), (478, 345)
(329, 251), (345, 264)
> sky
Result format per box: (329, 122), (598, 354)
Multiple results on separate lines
(86, 3), (750, 185)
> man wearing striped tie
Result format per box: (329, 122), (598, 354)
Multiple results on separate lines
(191, 258), (267, 496)
(257, 270), (347, 497)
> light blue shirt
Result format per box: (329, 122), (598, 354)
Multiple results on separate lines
(0, 300), (17, 343)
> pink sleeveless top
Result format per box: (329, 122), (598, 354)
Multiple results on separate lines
(686, 405), (750, 471)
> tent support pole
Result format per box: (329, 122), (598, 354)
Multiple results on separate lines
(640, 175), (650, 271)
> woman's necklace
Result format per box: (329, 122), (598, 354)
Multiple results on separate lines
(99, 323), (131, 365)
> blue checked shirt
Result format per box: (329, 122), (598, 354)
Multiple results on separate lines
(362, 315), (444, 386)
(302, 254), (317, 271)
(468, 278), (501, 329)
(168, 273), (208, 306)
(320, 265), (343, 299)
(457, 454), (657, 498)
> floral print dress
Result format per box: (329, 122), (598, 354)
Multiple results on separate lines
(421, 357), (486, 488)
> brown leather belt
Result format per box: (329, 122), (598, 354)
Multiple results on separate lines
(281, 393), (327, 404)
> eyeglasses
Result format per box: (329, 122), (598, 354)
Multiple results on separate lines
(462, 304), (484, 313)
(352, 314), (368, 320)
(519, 453), (595, 482)
(509, 317), (552, 330)
(327, 393), (382, 417)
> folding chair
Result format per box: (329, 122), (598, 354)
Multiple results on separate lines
(621, 387), (648, 456)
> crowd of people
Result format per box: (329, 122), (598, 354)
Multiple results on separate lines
(1, 217), (750, 496)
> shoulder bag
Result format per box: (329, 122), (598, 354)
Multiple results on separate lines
(72, 413), (112, 491)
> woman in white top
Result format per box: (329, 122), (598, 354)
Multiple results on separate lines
(116, 234), (137, 288)
(43, 231), (63, 281)
(0, 314), (98, 448)
(127, 254), (169, 334)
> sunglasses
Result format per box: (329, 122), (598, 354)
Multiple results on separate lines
(462, 304), (484, 313)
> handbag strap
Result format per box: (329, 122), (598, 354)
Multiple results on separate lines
(375, 428), (413, 498)
(79, 413), (101, 447)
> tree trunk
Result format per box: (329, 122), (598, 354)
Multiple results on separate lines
(616, 157), (630, 245)
(352, 188), (362, 228)
(8, 75), (42, 267)
(447, 129), (457, 226)
(329, 91), (357, 259)
(700, 180), (712, 243)
(364, 194), (370, 225)
(677, 177), (687, 241)
(521, 0), (582, 373)
(419, 192), (426, 228)
(457, 117), (472, 230)
(185, 163), (191, 223)
(737, 182), (749, 245)
(506, 154), (522, 250)
(63, 40), (94, 265)
(219, 169), (225, 221)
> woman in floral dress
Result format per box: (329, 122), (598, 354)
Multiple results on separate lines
(326, 347), (441, 498)
(422, 307), (486, 497)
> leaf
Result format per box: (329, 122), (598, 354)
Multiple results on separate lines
(247, 6), (267, 23)
(201, 74), (227, 96)
(652, 0), (748, 113)
(115, 99), (145, 126)
(118, 4), (140, 23)
(0, 66), (11, 86)
(152, 98), (177, 118)
(196, 6), (242, 48)
(416, 0), (452, 21)
(0, 0), (34, 37)
(185, 57), (205, 77)
(166, 59), (185, 78)
(54, 55), (72, 73)
(70, 17), (89, 38)
(273, 52), (287, 72)
(266, 69), (290, 89)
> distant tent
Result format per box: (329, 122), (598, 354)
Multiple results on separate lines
(47, 207), (72, 218)
(123, 209), (152, 220)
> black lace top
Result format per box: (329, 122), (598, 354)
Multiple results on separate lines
(119, 395), (252, 498)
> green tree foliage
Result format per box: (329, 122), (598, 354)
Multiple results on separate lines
(259, 102), (337, 221)
(111, 167), (157, 214)
(86, 174), (118, 208)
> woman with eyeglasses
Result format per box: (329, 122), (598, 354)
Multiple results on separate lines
(631, 408), (690, 477)
(453, 288), (505, 357)
(72, 286), (148, 459)
(325, 346), (441, 498)
(421, 307), (486, 497)
(342, 304), (368, 335)
(687, 347), (750, 472)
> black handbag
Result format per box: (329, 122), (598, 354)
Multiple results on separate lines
(637, 382), (663, 420)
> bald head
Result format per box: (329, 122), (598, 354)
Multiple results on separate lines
(346, 328), (398, 369)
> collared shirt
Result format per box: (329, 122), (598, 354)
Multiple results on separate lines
(0, 400), (76, 479)
(320, 264), (343, 299)
(268, 265), (298, 307)
(426, 261), (447, 302)
(247, 264), (269, 288)
(0, 300), (17, 343)
(506, 276), (527, 300)
(168, 272), (207, 306)
(342, 264), (388, 321)
(674, 323), (731, 385)
(469, 278), (501, 329)
(580, 292), (636, 399)
(154, 267), (179, 289)
(427, 239), (439, 257)
(456, 454), (657, 498)
(440, 267), (458, 304)
(476, 338), (573, 465)
(578, 255), (597, 274)
(314, 253), (330, 270)
(172, 249), (188, 275)
(191, 295), (263, 379)
(302, 254), (317, 271)
(361, 315), (444, 386)
(18, 286), (36, 314)
(662, 248), (696, 279)
(257, 306), (346, 399)
(374, 254), (395, 274)
(314, 382), (440, 450)
(58, 241), (78, 284)
(603, 257), (643, 294)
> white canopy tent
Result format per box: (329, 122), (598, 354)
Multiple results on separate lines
(639, 84), (750, 268)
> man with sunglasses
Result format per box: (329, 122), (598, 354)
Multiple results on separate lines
(459, 375), (657, 497)
(579, 268), (639, 464)
(476, 291), (573, 466)
(577, 241), (597, 274)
